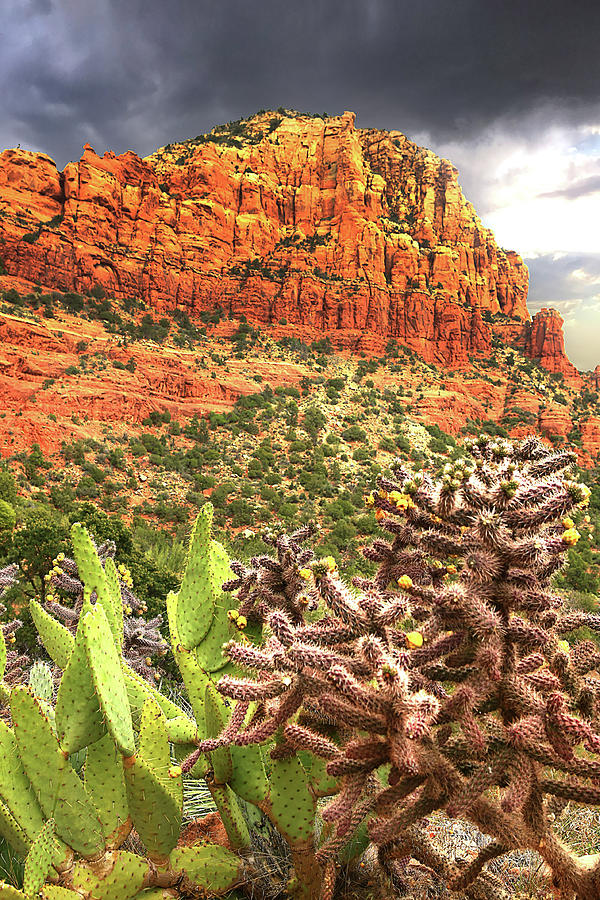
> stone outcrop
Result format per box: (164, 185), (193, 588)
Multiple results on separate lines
(0, 111), (584, 377)
(0, 112), (532, 369)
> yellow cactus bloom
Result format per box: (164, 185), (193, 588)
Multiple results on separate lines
(389, 491), (402, 503)
(406, 631), (424, 648)
(227, 609), (239, 621)
(365, 493), (375, 507)
(398, 575), (413, 589)
(145, 657), (152, 666)
(236, 615), (247, 629)
(557, 640), (569, 652)
(298, 568), (312, 580)
(562, 517), (575, 529)
(169, 766), (182, 778)
(447, 564), (457, 575)
(375, 508), (385, 522)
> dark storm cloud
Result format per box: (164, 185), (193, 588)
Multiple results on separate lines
(2, 0), (600, 166)
(539, 174), (600, 200)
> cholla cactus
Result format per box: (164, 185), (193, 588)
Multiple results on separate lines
(200, 436), (600, 900)
(45, 540), (167, 681)
(0, 564), (30, 698)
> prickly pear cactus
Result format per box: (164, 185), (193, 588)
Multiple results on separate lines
(0, 512), (249, 900)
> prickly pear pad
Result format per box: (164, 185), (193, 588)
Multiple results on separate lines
(55, 604), (106, 754)
(103, 558), (124, 649)
(138, 699), (182, 814)
(82, 603), (135, 757)
(123, 756), (180, 860)
(24, 819), (56, 900)
(0, 799), (30, 857)
(11, 688), (104, 858)
(29, 600), (74, 670)
(0, 883), (28, 900)
(203, 681), (233, 784)
(72, 851), (147, 900)
(175, 505), (215, 649)
(267, 756), (316, 845)
(71, 524), (121, 644)
(0, 720), (45, 842)
(169, 845), (243, 894)
(84, 734), (129, 847)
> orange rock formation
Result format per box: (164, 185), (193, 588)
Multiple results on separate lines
(0, 110), (578, 378)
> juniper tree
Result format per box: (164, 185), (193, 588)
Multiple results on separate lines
(196, 436), (600, 900)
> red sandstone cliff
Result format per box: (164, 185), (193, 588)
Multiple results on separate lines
(0, 110), (580, 377)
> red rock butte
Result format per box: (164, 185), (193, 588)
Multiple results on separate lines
(0, 109), (581, 381)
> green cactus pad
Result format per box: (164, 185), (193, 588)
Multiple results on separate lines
(123, 756), (180, 860)
(55, 607), (106, 755)
(164, 716), (197, 744)
(123, 665), (184, 724)
(170, 645), (209, 735)
(0, 884), (27, 900)
(229, 741), (269, 808)
(72, 851), (147, 900)
(11, 687), (104, 858)
(298, 751), (339, 798)
(175, 506), (216, 650)
(28, 662), (54, 704)
(29, 601), (74, 670)
(137, 699), (183, 815)
(71, 524), (121, 645)
(41, 888), (81, 900)
(169, 844), (243, 894)
(23, 819), (56, 900)
(0, 799), (30, 857)
(267, 756), (316, 845)
(84, 734), (129, 847)
(194, 585), (236, 674)
(0, 720), (45, 842)
(204, 682), (233, 784)
(82, 603), (135, 757)
(103, 558), (124, 649)
(204, 781), (250, 851)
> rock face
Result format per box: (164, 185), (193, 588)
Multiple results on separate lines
(515, 308), (582, 385)
(0, 110), (582, 375)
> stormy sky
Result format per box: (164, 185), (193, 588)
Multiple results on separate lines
(2, 0), (599, 370)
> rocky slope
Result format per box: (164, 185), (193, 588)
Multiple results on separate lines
(0, 110), (581, 380)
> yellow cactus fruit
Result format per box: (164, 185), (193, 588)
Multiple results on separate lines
(557, 640), (569, 652)
(145, 657), (152, 666)
(227, 609), (239, 621)
(398, 575), (413, 589)
(406, 631), (424, 649)
(562, 528), (580, 546)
